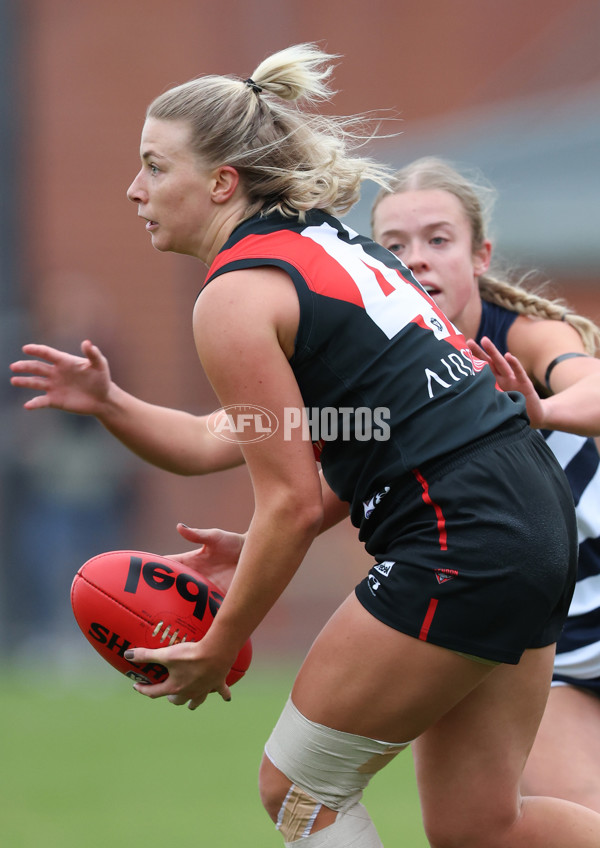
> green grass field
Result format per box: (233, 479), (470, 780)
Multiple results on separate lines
(0, 657), (428, 847)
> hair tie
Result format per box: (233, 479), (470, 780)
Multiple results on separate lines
(244, 77), (263, 94)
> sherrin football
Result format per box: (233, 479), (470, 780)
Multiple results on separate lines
(71, 550), (252, 686)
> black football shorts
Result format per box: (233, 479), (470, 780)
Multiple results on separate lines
(355, 420), (578, 664)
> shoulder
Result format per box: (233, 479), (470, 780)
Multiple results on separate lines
(507, 314), (585, 353)
(194, 266), (300, 360)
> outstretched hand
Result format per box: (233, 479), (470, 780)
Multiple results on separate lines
(9, 339), (111, 415)
(467, 336), (545, 428)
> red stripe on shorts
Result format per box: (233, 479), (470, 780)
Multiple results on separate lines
(419, 598), (439, 641)
(412, 468), (448, 550)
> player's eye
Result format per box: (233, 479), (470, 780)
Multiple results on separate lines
(385, 242), (404, 254)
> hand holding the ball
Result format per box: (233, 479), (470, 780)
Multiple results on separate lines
(128, 525), (248, 709)
(124, 530), (247, 710)
(125, 637), (234, 710)
(71, 550), (252, 707)
(167, 523), (246, 593)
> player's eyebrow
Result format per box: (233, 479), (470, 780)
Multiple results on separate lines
(384, 220), (454, 237)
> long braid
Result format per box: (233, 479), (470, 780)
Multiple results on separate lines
(479, 274), (600, 355)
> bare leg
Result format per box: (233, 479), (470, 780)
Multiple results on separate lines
(260, 595), (600, 846)
(260, 593), (494, 840)
(414, 646), (600, 847)
(521, 684), (600, 812)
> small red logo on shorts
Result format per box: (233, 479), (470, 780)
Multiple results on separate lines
(435, 568), (458, 584)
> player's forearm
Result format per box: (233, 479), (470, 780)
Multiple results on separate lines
(541, 378), (600, 437)
(96, 383), (244, 475)
(204, 495), (323, 657)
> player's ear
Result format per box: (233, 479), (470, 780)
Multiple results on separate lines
(211, 166), (240, 204)
(473, 239), (492, 276)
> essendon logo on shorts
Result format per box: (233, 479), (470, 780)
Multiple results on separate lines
(435, 568), (458, 584)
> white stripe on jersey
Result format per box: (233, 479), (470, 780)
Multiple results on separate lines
(553, 639), (600, 679)
(544, 430), (600, 543)
(543, 430), (600, 681)
(570, 573), (600, 616)
(300, 222), (455, 342)
(574, 465), (600, 543)
(544, 430), (587, 466)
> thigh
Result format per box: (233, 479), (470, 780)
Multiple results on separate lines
(291, 592), (495, 743)
(413, 645), (556, 834)
(522, 684), (600, 812)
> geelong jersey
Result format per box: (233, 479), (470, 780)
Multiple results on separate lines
(203, 210), (526, 532)
(479, 299), (600, 689)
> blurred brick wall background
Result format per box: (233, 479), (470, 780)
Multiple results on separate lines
(2, 0), (598, 663)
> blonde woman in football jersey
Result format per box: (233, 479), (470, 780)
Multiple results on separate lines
(11, 46), (600, 848)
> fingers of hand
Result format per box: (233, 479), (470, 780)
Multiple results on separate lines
(21, 343), (58, 360)
(23, 396), (52, 410)
(125, 646), (172, 666)
(181, 686), (230, 711)
(218, 683), (232, 703)
(10, 360), (52, 378)
(505, 352), (527, 379)
(466, 340), (489, 363)
(81, 340), (104, 367)
(133, 681), (169, 699)
(125, 644), (231, 710)
(176, 523), (211, 544)
(167, 693), (192, 706)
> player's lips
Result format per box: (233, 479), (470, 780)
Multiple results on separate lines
(421, 282), (440, 295)
(137, 211), (157, 228)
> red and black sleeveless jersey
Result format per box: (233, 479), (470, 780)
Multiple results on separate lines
(203, 209), (527, 526)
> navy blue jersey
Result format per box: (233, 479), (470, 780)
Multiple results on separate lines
(477, 299), (516, 354)
(204, 211), (526, 532)
(478, 299), (600, 690)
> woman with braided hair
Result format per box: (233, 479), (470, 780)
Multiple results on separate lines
(372, 155), (600, 814)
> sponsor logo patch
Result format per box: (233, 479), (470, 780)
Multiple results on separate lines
(434, 568), (458, 584)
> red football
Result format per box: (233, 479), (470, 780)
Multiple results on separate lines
(71, 550), (252, 686)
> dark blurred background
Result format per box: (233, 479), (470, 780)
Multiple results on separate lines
(1, 0), (598, 670)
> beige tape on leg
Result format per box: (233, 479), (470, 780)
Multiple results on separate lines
(265, 697), (410, 813)
(284, 802), (383, 847)
(277, 784), (322, 842)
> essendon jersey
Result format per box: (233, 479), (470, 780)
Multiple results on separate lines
(203, 209), (526, 528)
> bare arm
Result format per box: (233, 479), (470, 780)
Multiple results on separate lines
(127, 268), (326, 708)
(10, 340), (243, 475)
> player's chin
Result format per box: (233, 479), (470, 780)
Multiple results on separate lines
(150, 235), (170, 252)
